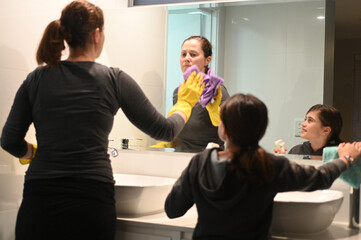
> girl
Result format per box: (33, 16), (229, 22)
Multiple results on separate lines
(288, 104), (343, 156)
(165, 93), (361, 240)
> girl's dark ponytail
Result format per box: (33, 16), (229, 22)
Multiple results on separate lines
(36, 20), (65, 68)
(230, 146), (275, 185)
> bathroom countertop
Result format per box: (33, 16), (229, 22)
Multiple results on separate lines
(271, 222), (361, 240)
(117, 207), (198, 233)
(117, 208), (361, 240)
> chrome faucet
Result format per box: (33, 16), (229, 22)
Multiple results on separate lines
(108, 147), (119, 157)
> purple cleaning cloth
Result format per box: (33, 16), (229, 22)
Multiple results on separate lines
(181, 65), (223, 107)
(182, 65), (207, 82)
(199, 69), (224, 107)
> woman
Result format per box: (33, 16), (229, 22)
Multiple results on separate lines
(0, 1), (203, 239)
(172, 36), (230, 152)
(288, 104), (343, 156)
(165, 93), (361, 239)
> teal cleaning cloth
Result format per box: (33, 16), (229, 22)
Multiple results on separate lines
(323, 146), (361, 189)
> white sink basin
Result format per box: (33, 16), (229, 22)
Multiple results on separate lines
(114, 174), (176, 217)
(271, 190), (344, 235)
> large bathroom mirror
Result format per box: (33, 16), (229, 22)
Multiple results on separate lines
(112, 0), (329, 154)
(161, 0), (328, 153)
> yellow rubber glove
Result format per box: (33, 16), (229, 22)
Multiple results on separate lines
(19, 143), (37, 165)
(168, 71), (205, 122)
(150, 141), (173, 148)
(206, 86), (222, 127)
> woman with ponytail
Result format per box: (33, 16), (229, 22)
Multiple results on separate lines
(172, 36), (230, 153)
(165, 93), (361, 240)
(1, 1), (205, 239)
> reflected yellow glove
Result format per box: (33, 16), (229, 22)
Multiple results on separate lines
(168, 71), (205, 121)
(19, 143), (37, 165)
(150, 141), (173, 148)
(206, 86), (222, 127)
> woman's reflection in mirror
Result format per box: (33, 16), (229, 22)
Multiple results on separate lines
(172, 36), (230, 153)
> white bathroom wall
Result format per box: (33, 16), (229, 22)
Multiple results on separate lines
(222, 1), (325, 151)
(0, 0), (167, 238)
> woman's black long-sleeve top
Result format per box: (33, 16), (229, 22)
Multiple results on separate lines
(1, 61), (184, 183)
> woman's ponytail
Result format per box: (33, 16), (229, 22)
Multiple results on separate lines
(36, 20), (65, 68)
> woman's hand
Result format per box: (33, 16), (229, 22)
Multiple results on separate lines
(168, 71), (205, 122)
(206, 86), (222, 126)
(19, 142), (37, 165)
(178, 71), (205, 106)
